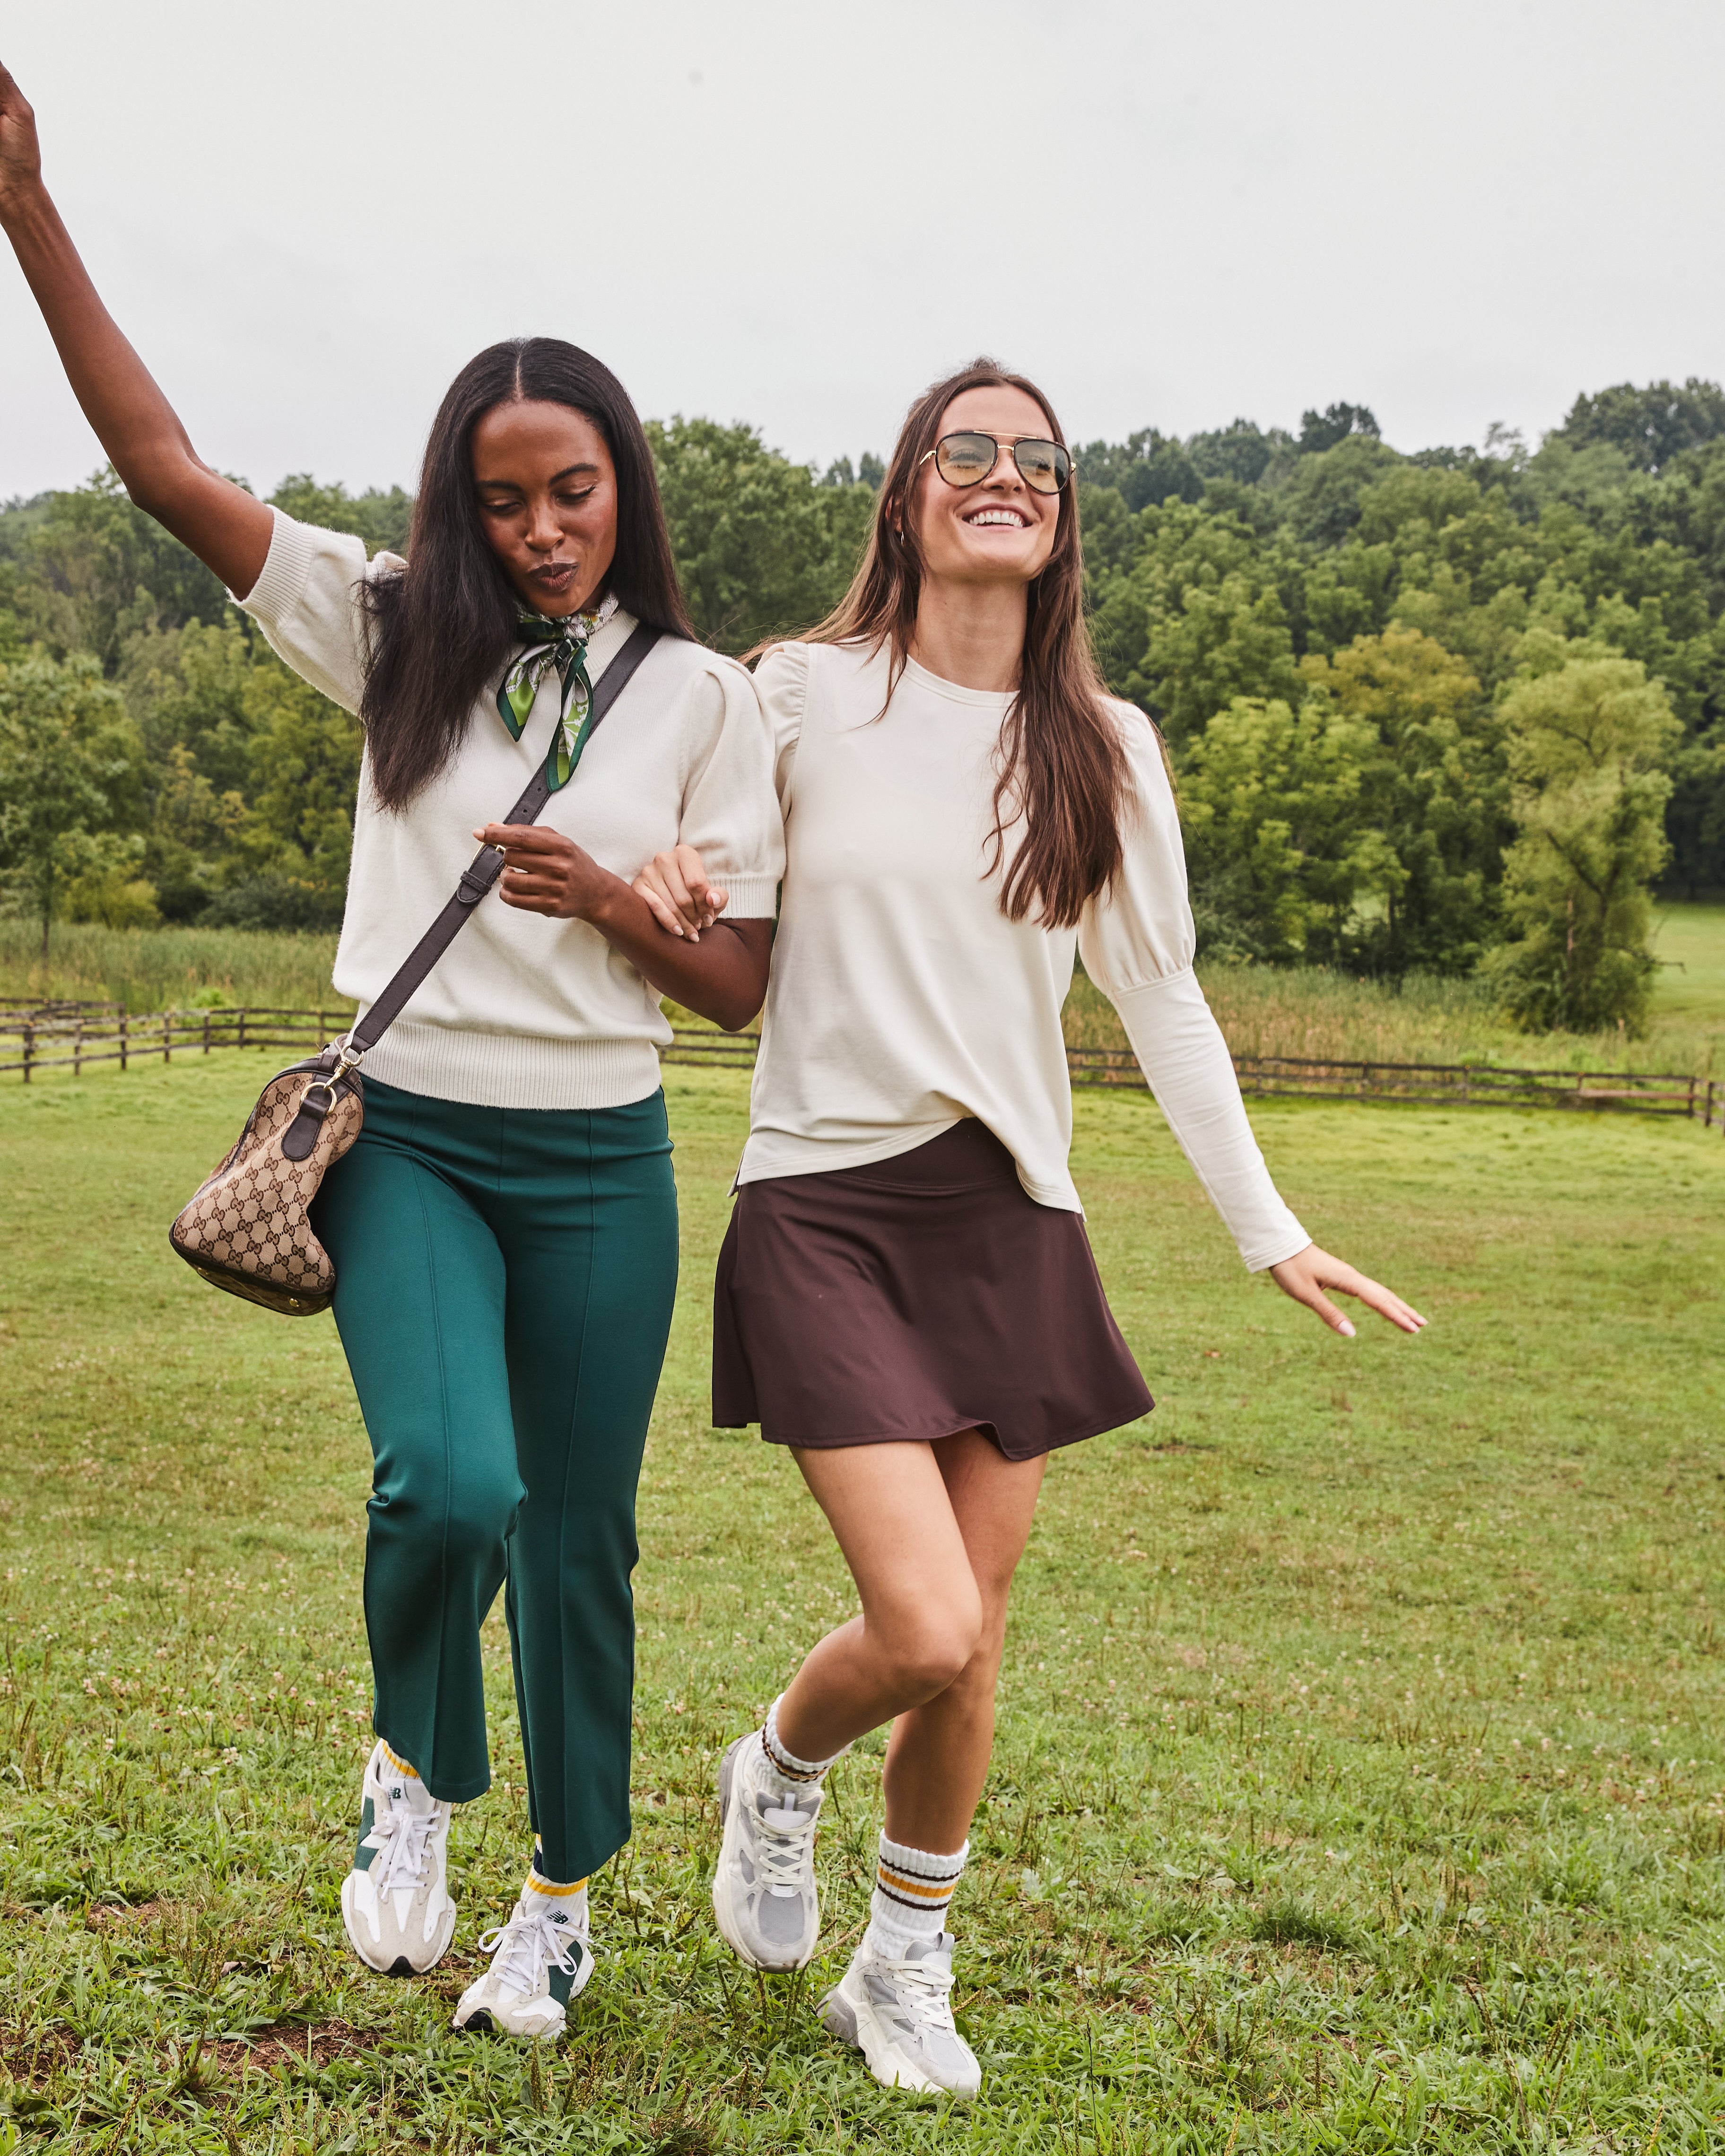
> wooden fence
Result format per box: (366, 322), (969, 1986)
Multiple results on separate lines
(0, 1002), (1717, 1126)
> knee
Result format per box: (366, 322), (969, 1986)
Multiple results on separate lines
(877, 1590), (985, 1701)
(369, 1459), (521, 1571)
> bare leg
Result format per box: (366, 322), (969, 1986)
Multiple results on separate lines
(884, 1432), (1044, 1851)
(776, 1430), (1045, 1852)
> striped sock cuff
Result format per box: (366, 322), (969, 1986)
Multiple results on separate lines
(762, 1695), (845, 1782)
(527, 1846), (588, 1897)
(379, 1741), (420, 1781)
(874, 1834), (969, 1917)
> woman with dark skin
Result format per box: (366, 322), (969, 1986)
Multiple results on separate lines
(0, 62), (782, 2039)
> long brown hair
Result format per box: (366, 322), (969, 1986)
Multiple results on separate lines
(798, 357), (1130, 927)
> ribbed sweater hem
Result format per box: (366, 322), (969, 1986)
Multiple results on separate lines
(736, 1118), (1084, 1213)
(357, 1021), (663, 1111)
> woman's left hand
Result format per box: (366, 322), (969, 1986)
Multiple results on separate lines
(473, 822), (615, 919)
(1268, 1244), (1426, 1339)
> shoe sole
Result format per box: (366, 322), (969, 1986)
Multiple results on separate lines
(711, 1735), (813, 1974)
(453, 2003), (568, 2041)
(818, 1976), (978, 2099)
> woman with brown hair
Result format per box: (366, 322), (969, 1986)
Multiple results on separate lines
(634, 358), (1425, 2097)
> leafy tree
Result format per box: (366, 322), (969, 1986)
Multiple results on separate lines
(120, 617), (257, 794)
(206, 652), (362, 930)
(268, 474), (414, 556)
(0, 651), (145, 960)
(1298, 403), (1380, 455)
(1186, 420), (1287, 487)
(648, 418), (873, 651)
(1299, 628), (1506, 972)
(1551, 378), (1725, 475)
(24, 467), (229, 669)
(1072, 429), (1202, 512)
(1279, 433), (1403, 548)
(1088, 500), (1304, 739)
(1487, 647), (1680, 1031)
(1177, 696), (1401, 964)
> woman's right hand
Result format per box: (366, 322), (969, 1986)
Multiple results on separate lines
(632, 845), (729, 940)
(0, 66), (44, 217)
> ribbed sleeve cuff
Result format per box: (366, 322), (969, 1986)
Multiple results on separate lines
(232, 505), (317, 624)
(718, 872), (781, 920)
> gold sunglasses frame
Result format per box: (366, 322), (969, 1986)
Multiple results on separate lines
(918, 430), (1075, 495)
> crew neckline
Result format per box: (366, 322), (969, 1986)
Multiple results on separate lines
(901, 653), (1016, 709)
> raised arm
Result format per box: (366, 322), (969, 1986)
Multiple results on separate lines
(0, 64), (273, 598)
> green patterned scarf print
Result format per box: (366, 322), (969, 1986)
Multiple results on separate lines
(496, 593), (620, 792)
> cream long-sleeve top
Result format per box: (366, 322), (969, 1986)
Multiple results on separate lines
(737, 640), (1310, 1272)
(238, 510), (784, 1111)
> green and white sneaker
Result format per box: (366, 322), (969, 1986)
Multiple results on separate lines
(340, 1739), (455, 1976)
(452, 1892), (594, 2040)
(819, 1930), (982, 2097)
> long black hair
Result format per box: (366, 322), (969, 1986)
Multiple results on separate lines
(359, 338), (695, 810)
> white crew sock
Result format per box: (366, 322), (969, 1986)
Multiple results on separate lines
(524, 1845), (589, 1929)
(761, 1693), (845, 1791)
(868, 1833), (969, 1954)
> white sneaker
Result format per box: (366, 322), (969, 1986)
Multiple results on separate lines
(819, 1931), (981, 2098)
(452, 1895), (594, 2040)
(340, 1740), (455, 1976)
(711, 1730), (824, 1971)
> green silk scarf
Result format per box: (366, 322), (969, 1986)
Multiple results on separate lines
(496, 593), (619, 791)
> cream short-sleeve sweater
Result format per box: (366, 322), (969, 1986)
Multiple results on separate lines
(738, 639), (1309, 1273)
(239, 509), (784, 1111)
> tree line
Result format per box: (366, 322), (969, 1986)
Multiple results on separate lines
(3, 383), (1721, 1031)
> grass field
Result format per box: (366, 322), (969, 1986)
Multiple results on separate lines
(0, 1055), (1720, 2151)
(8, 906), (1724, 1078)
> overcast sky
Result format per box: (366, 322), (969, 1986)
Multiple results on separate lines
(4, 0), (1723, 501)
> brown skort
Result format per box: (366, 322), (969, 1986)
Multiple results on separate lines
(712, 1120), (1153, 1460)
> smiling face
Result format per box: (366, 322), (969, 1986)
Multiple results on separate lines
(906, 383), (1062, 592)
(471, 398), (619, 616)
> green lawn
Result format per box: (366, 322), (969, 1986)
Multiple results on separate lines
(1653, 901), (1725, 1021)
(0, 1059), (1721, 2151)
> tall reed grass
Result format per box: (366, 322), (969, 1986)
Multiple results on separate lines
(0, 922), (349, 1016)
(1065, 965), (1720, 1075)
(4, 920), (1719, 1075)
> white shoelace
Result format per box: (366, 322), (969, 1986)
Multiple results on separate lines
(752, 1799), (819, 1898)
(478, 1909), (582, 1997)
(875, 1949), (958, 2030)
(360, 1803), (436, 1895)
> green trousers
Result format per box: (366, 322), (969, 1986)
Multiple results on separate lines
(311, 1078), (678, 1883)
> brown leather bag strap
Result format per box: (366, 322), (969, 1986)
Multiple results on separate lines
(346, 622), (662, 1058)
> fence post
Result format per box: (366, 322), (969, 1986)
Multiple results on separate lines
(119, 1012), (128, 1073)
(21, 1021), (32, 1085)
(237, 1008), (247, 1052)
(73, 1019), (83, 1078)
(162, 1011), (171, 1065)
(1708, 1079), (1716, 1130)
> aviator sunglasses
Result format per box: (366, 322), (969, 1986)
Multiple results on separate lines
(921, 430), (1073, 496)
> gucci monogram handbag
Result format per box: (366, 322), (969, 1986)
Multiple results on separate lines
(168, 625), (662, 1317)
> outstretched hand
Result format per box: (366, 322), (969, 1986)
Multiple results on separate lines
(1269, 1244), (1426, 1339)
(0, 65), (43, 212)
